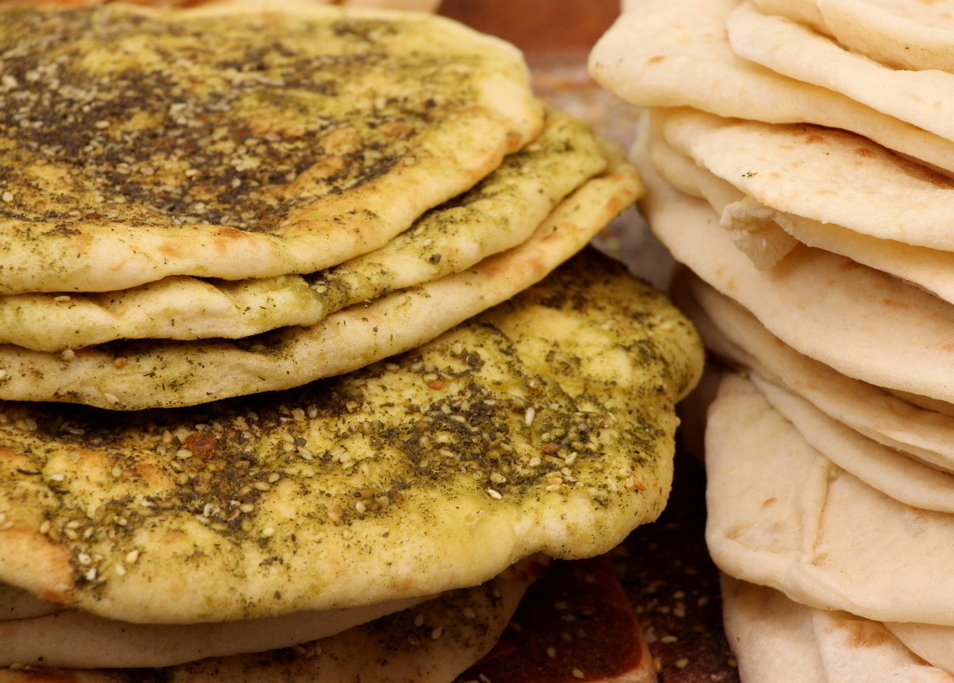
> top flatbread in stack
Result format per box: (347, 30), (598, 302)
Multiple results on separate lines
(591, 0), (954, 679)
(0, 3), (642, 410)
(0, 2), (541, 293)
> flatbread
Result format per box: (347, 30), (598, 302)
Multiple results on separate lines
(728, 1), (954, 144)
(0, 248), (704, 624)
(753, 0), (954, 72)
(0, 593), (429, 668)
(635, 138), (954, 404)
(649, 108), (954, 301)
(0, 3), (543, 294)
(721, 575), (954, 683)
(0, 109), (606, 352)
(657, 107), (954, 253)
(0, 147), (643, 409)
(671, 268), (954, 473)
(0, 561), (534, 681)
(706, 371), (954, 626)
(588, 0), (954, 176)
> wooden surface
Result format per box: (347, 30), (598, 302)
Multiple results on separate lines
(439, 0), (620, 62)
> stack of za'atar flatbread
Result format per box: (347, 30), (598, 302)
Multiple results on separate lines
(0, 3), (707, 682)
(591, 0), (954, 680)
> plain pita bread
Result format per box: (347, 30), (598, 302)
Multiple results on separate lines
(706, 371), (954, 626)
(658, 107), (954, 253)
(649, 108), (954, 302)
(671, 269), (954, 473)
(721, 575), (954, 682)
(753, 0), (954, 72)
(728, 2), (954, 144)
(635, 139), (954, 405)
(0, 149), (642, 409)
(0, 562), (534, 681)
(0, 109), (606, 352)
(588, 0), (954, 176)
(0, 3), (543, 294)
(0, 248), (703, 624)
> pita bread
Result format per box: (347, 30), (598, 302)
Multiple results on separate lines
(753, 0), (954, 73)
(721, 575), (954, 683)
(0, 562), (534, 681)
(706, 371), (954, 626)
(0, 109), (606, 352)
(671, 269), (954, 473)
(658, 107), (954, 253)
(728, 2), (954, 144)
(588, 0), (954, 177)
(635, 140), (954, 405)
(648, 108), (954, 302)
(0, 248), (703, 624)
(0, 148), (643, 409)
(0, 593), (428, 668)
(887, 621), (954, 674)
(0, 3), (543, 294)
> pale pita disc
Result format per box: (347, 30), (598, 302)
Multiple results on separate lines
(670, 268), (954, 473)
(649, 108), (954, 301)
(726, 2), (954, 140)
(721, 575), (954, 683)
(887, 621), (954, 674)
(0, 4), (543, 294)
(0, 109), (606, 352)
(0, 249), (703, 624)
(753, 0), (954, 73)
(657, 107), (954, 253)
(0, 593), (428, 668)
(0, 149), (643, 409)
(635, 139), (954, 404)
(707, 371), (954, 626)
(0, 563), (533, 681)
(727, 1), (954, 144)
(588, 0), (954, 176)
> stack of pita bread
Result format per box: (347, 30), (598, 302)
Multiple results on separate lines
(0, 3), (706, 682)
(591, 0), (954, 680)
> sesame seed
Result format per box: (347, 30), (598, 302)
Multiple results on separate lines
(125, 549), (140, 564)
(176, 449), (193, 459)
(431, 626), (443, 640)
(60, 349), (75, 361)
(675, 659), (689, 669)
(572, 670), (585, 680)
(261, 527), (275, 538)
(414, 613), (425, 627)
(486, 488), (502, 500)
(524, 407), (536, 426)
(546, 647), (557, 659)
(115, 564), (126, 576)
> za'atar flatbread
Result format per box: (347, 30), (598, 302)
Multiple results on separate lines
(0, 109), (606, 352)
(0, 148), (643, 409)
(0, 3), (543, 294)
(0, 249), (703, 625)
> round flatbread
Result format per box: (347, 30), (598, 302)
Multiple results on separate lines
(635, 137), (954, 405)
(0, 248), (704, 624)
(707, 371), (954, 626)
(0, 3), (543, 294)
(0, 109), (606, 352)
(0, 149), (643, 409)
(722, 575), (954, 683)
(589, 0), (954, 176)
(671, 269), (954, 473)
(727, 2), (954, 144)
